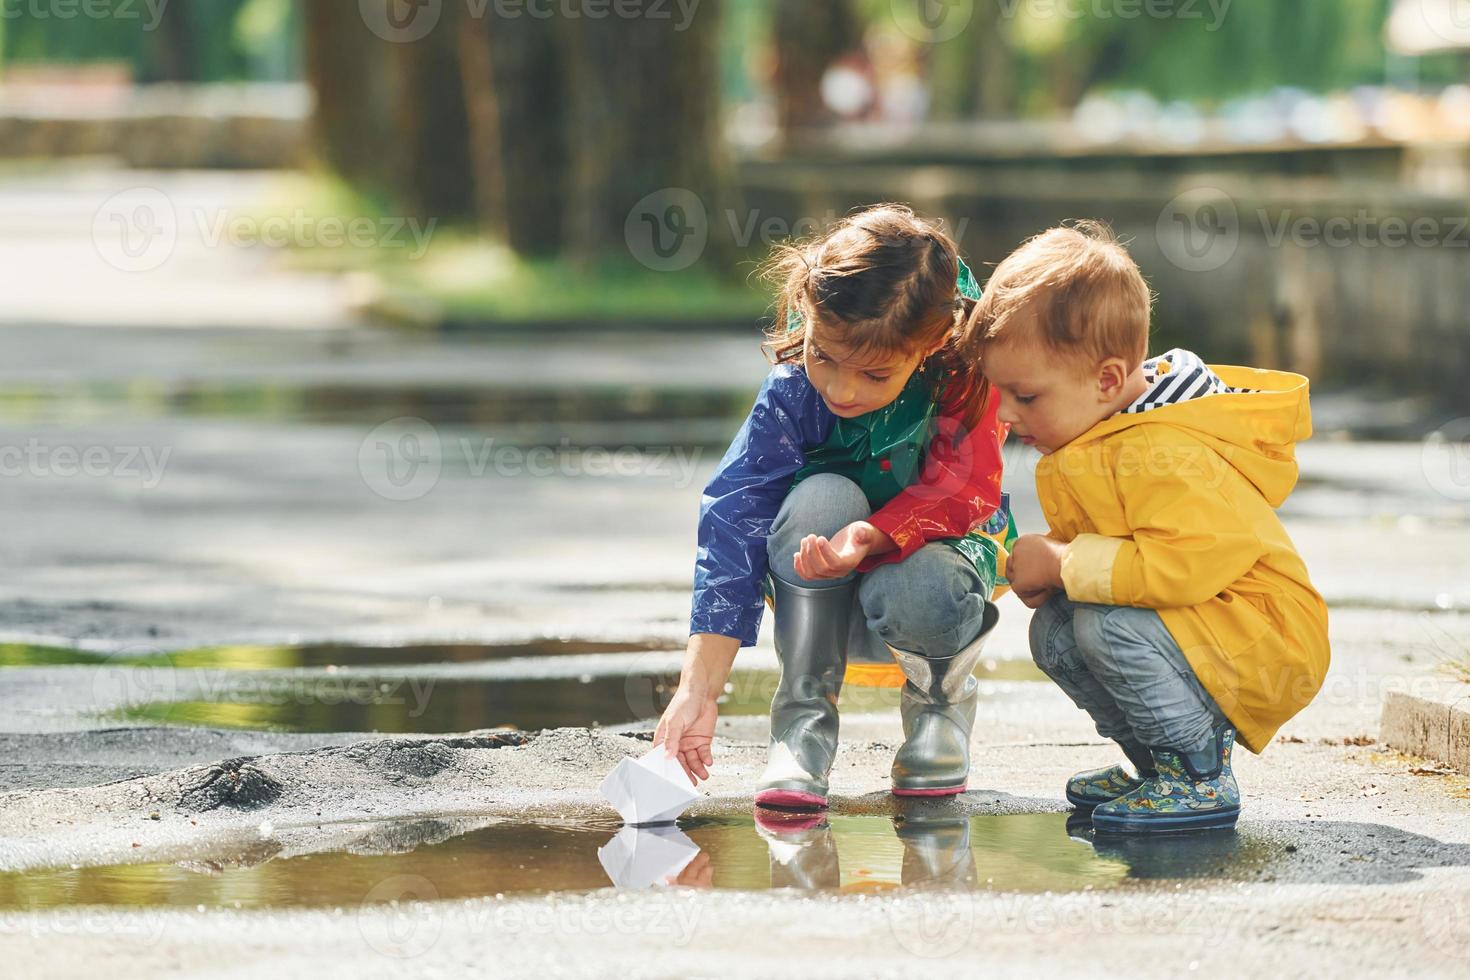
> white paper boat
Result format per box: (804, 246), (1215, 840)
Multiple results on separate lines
(596, 824), (701, 889)
(597, 745), (700, 826)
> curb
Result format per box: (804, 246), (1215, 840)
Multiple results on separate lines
(351, 277), (765, 337)
(1380, 676), (1470, 773)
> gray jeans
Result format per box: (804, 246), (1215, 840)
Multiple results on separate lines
(1029, 592), (1228, 754)
(766, 473), (991, 660)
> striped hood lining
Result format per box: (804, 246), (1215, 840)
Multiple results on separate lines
(1120, 348), (1250, 415)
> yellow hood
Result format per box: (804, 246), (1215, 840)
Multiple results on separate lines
(1070, 365), (1313, 508)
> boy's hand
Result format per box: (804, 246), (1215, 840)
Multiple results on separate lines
(1013, 583), (1059, 609)
(792, 521), (887, 580)
(1008, 533), (1067, 608)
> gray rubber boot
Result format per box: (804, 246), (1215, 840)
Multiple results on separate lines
(754, 575), (854, 810)
(754, 809), (841, 890)
(888, 602), (999, 796)
(896, 813), (977, 888)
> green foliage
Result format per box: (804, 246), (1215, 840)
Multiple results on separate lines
(1083, 0), (1464, 102)
(0, 0), (299, 81)
(786, 0), (1466, 114)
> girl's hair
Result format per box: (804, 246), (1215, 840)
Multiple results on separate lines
(758, 203), (989, 432)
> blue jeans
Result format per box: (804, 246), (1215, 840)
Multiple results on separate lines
(1029, 593), (1228, 754)
(766, 473), (991, 660)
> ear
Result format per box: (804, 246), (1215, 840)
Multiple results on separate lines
(1095, 357), (1130, 402)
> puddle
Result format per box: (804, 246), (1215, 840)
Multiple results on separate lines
(113, 661), (1045, 734)
(117, 673), (690, 733)
(0, 812), (1284, 910)
(0, 380), (749, 430)
(5, 638), (1043, 734)
(0, 639), (670, 670)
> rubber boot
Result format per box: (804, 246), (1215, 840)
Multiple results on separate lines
(754, 808), (840, 890)
(1064, 740), (1159, 809)
(753, 575), (853, 810)
(895, 812), (977, 888)
(1092, 726), (1241, 834)
(888, 602), (999, 797)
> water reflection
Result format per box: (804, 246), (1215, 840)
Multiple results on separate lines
(0, 811), (1289, 910)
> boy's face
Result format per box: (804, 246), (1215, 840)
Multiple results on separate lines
(803, 328), (940, 419)
(982, 339), (1136, 455)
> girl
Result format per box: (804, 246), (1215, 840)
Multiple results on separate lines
(653, 204), (1016, 809)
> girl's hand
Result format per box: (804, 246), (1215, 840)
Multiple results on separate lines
(792, 521), (888, 580)
(1008, 533), (1067, 608)
(653, 686), (718, 784)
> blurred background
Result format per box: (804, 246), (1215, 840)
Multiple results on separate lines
(2, 0), (1469, 384)
(0, 1), (1468, 734)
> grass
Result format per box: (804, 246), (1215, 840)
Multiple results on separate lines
(252, 173), (770, 327)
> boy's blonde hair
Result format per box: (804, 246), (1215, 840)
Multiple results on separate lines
(962, 221), (1152, 370)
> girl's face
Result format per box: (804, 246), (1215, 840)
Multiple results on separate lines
(803, 327), (942, 418)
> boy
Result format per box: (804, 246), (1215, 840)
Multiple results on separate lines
(967, 222), (1330, 833)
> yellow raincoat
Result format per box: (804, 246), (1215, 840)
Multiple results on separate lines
(1039, 365), (1330, 754)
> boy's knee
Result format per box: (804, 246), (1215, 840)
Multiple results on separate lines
(1028, 593), (1076, 674)
(1072, 604), (1165, 672)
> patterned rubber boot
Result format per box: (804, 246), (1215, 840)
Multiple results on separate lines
(888, 602), (1000, 797)
(1091, 727), (1241, 834)
(1064, 740), (1159, 809)
(754, 575), (853, 810)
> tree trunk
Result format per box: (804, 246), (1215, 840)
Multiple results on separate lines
(770, 0), (863, 138)
(557, 2), (733, 267)
(458, 13), (567, 255)
(388, 4), (477, 222)
(927, 1), (1017, 119)
(299, 0), (398, 196)
(148, 2), (199, 82)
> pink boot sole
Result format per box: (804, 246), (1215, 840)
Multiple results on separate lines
(892, 784), (966, 797)
(753, 807), (828, 832)
(754, 788), (828, 810)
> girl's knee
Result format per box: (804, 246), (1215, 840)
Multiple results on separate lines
(768, 474), (869, 550)
(766, 474), (870, 584)
(858, 552), (977, 653)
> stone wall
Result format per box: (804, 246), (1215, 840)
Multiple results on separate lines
(737, 136), (1470, 406)
(0, 83), (308, 170)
